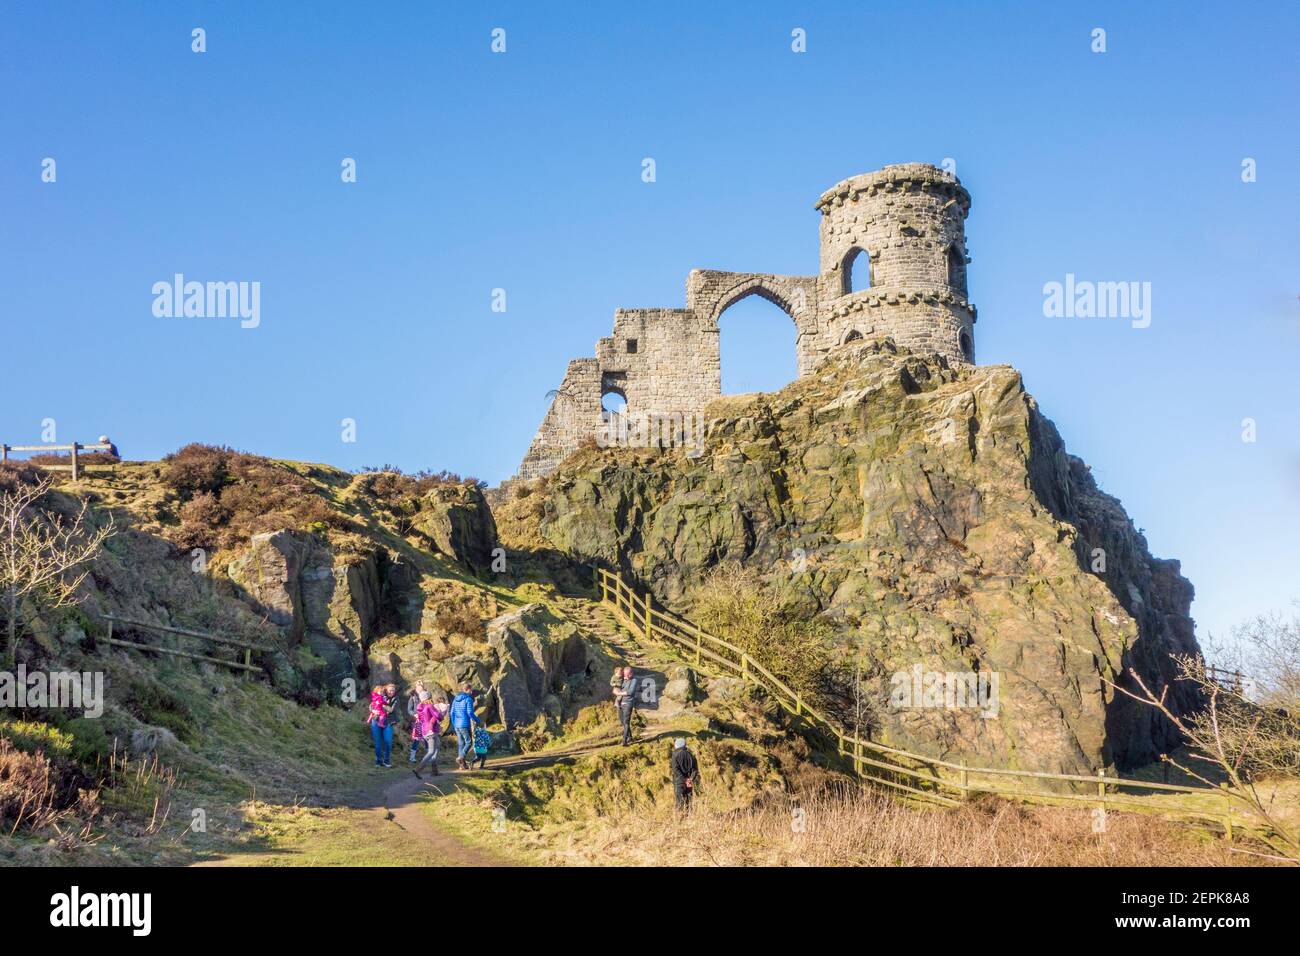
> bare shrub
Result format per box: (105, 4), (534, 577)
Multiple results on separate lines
(1108, 654), (1300, 860)
(161, 443), (353, 551)
(0, 462), (44, 494)
(691, 563), (841, 712)
(434, 607), (483, 641)
(0, 737), (100, 837)
(0, 476), (115, 664)
(163, 443), (235, 497)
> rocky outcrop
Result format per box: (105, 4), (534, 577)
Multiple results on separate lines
(411, 484), (499, 572)
(487, 604), (597, 730)
(366, 602), (600, 732)
(536, 341), (1202, 774)
(227, 530), (422, 687)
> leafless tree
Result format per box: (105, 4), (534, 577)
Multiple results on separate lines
(1107, 654), (1299, 860)
(0, 475), (115, 665)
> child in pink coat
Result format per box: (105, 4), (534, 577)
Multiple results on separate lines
(411, 691), (448, 779)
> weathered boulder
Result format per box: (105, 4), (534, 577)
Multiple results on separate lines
(486, 604), (597, 730)
(411, 483), (499, 572)
(227, 530), (422, 688)
(365, 639), (493, 705)
(130, 725), (178, 757)
(537, 341), (1202, 773)
(662, 664), (703, 706)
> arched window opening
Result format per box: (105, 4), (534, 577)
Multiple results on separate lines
(600, 370), (629, 414)
(717, 292), (797, 395)
(842, 247), (872, 294)
(842, 329), (863, 344)
(601, 388), (627, 414)
(947, 246), (966, 294)
(959, 329), (974, 363)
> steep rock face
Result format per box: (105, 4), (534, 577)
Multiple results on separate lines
(488, 604), (598, 730)
(226, 530), (421, 687)
(411, 484), (499, 572)
(536, 342), (1201, 774)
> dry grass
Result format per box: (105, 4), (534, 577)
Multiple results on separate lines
(0, 737), (100, 839)
(530, 784), (1270, 867)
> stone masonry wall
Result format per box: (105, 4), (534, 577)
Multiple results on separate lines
(515, 164), (977, 479)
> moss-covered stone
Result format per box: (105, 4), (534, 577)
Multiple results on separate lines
(536, 342), (1201, 774)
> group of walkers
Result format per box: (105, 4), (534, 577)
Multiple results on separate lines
(367, 665), (702, 811)
(366, 681), (490, 777)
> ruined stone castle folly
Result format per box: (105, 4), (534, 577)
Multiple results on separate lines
(516, 163), (976, 479)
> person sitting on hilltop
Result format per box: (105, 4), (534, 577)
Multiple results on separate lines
(98, 435), (120, 459)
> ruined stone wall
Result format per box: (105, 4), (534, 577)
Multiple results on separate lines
(515, 163), (978, 479)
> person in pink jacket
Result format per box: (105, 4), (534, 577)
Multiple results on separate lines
(411, 690), (448, 779)
(367, 683), (398, 767)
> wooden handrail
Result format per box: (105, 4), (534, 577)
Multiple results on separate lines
(100, 614), (269, 676)
(101, 614), (273, 652)
(1, 441), (116, 480)
(593, 567), (1255, 830)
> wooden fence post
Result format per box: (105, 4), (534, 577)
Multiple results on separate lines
(644, 591), (652, 641)
(740, 654), (748, 682)
(960, 766), (969, 798)
(1097, 768), (1106, 808)
(70, 443), (79, 481)
(1, 445), (7, 463)
(694, 632), (701, 667)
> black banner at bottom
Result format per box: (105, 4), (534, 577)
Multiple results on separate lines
(0, 865), (1280, 942)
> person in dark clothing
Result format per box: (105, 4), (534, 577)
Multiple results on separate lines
(615, 666), (637, 745)
(671, 738), (699, 812)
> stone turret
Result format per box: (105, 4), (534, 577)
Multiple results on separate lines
(815, 163), (975, 363)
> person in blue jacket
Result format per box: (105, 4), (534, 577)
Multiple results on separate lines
(449, 684), (483, 770)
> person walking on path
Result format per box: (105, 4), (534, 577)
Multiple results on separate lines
(449, 685), (483, 771)
(411, 690), (447, 779)
(406, 681), (428, 763)
(671, 738), (700, 812)
(471, 724), (491, 770)
(616, 666), (638, 746)
(367, 683), (399, 768)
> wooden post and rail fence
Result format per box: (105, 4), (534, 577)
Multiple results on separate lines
(1, 441), (117, 481)
(99, 615), (271, 676)
(593, 566), (1260, 836)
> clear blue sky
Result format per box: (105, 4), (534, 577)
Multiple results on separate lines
(2, 2), (1297, 645)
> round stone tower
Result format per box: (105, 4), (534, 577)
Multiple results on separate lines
(815, 162), (975, 363)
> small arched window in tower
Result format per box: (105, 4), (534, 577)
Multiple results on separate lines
(842, 329), (863, 345)
(947, 245), (966, 295)
(959, 329), (974, 363)
(842, 247), (872, 294)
